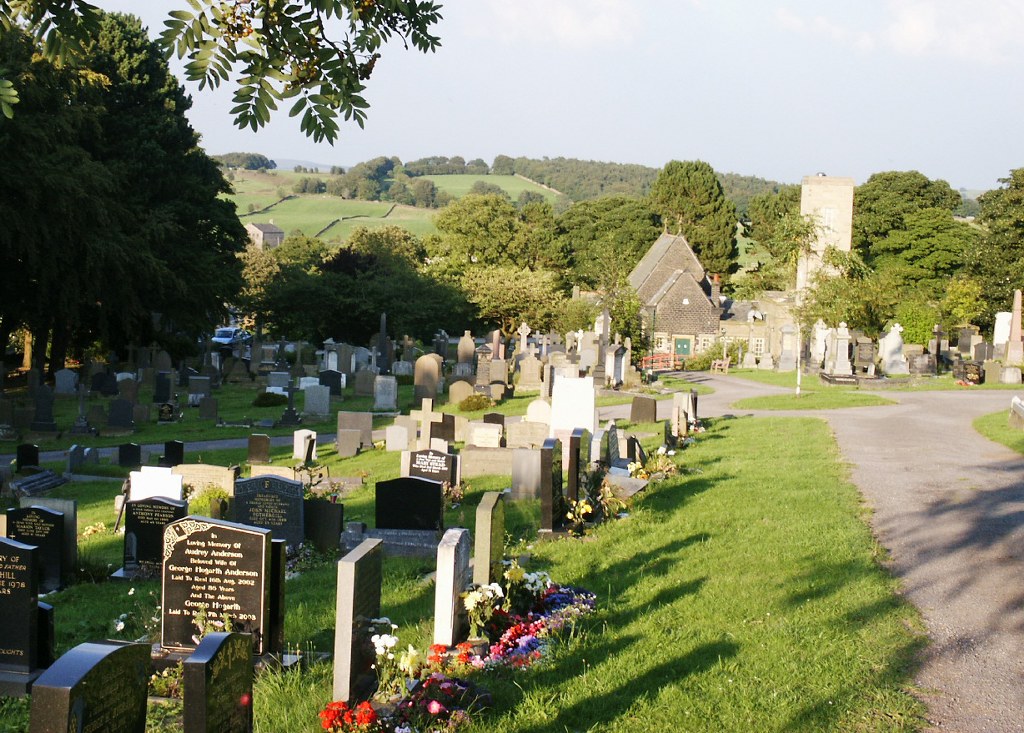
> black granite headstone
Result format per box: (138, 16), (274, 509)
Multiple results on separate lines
(16, 443), (39, 473)
(267, 539), (286, 657)
(375, 477), (444, 531)
(183, 632), (254, 733)
(232, 476), (305, 550)
(567, 428), (590, 504)
(162, 440), (185, 467)
(29, 641), (150, 733)
(119, 442), (142, 468)
(247, 434), (271, 464)
(30, 385), (58, 432)
(161, 517), (272, 655)
(627, 436), (648, 465)
(407, 449), (457, 485)
(304, 499), (344, 554)
(0, 538), (38, 683)
(540, 438), (564, 532)
(100, 372), (120, 397)
(108, 399), (135, 430)
(6, 506), (64, 593)
(319, 369), (344, 397)
(153, 372), (172, 404)
(118, 497), (188, 578)
(482, 412), (505, 428)
(433, 413), (456, 443)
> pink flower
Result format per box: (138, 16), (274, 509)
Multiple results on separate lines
(427, 700), (445, 715)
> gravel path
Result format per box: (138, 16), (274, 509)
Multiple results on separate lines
(607, 374), (1023, 733)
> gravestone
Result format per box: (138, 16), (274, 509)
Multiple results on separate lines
(511, 448), (542, 501)
(67, 444), (87, 474)
(353, 370), (376, 397)
(54, 369), (78, 396)
(332, 538), (382, 702)
(197, 396), (218, 420)
(447, 380), (475, 406)
(189, 376), (212, 399)
(116, 497), (188, 579)
(6, 506), (64, 593)
(473, 491), (506, 587)
(173, 464), (238, 499)
(16, 443), (39, 473)
(108, 399), (135, 431)
(161, 517), (272, 654)
(466, 422), (502, 448)
(278, 385), (302, 427)
(267, 372), (290, 390)
(384, 424), (410, 452)
(247, 434), (271, 464)
(336, 430), (361, 458)
(505, 420), (549, 449)
(233, 476), (305, 550)
(457, 331), (476, 364)
(405, 448), (457, 485)
(152, 372), (171, 407)
(373, 376), (398, 411)
(0, 537), (45, 695)
(18, 497), (77, 587)
(337, 411), (373, 449)
(119, 442), (142, 468)
(524, 400), (551, 426)
(292, 429), (317, 462)
(183, 632), (254, 733)
(567, 428), (591, 504)
(433, 528), (471, 647)
(30, 385), (58, 432)
(413, 354), (441, 401)
(550, 374), (596, 436)
(319, 369), (344, 397)
(303, 385), (331, 417)
(539, 438), (564, 532)
(629, 396), (657, 424)
(129, 466), (184, 501)
(304, 500), (344, 554)
(28, 641), (150, 733)
(374, 477), (444, 531)
(162, 440), (185, 467)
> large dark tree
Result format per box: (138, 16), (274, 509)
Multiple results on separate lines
(968, 168), (1024, 327)
(648, 160), (738, 279)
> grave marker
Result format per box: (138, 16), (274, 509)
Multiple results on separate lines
(374, 477), (443, 531)
(0, 538), (42, 694)
(433, 528), (471, 647)
(337, 412), (373, 449)
(247, 434), (271, 464)
(115, 497), (188, 579)
(233, 476), (305, 550)
(6, 506), (64, 593)
(161, 517), (272, 655)
(332, 539), (382, 702)
(473, 492), (505, 587)
(540, 438), (564, 532)
(28, 641), (150, 733)
(183, 632), (254, 733)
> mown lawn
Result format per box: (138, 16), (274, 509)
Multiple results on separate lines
(0, 413), (927, 732)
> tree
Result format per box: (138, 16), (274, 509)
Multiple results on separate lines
(1, 0), (443, 142)
(556, 196), (661, 291)
(491, 154), (515, 176)
(213, 152), (276, 170)
(967, 168), (1024, 326)
(795, 249), (902, 335)
(648, 160), (738, 279)
(745, 185), (800, 246)
(942, 276), (984, 328)
(869, 207), (976, 298)
(410, 178), (439, 208)
(469, 180), (508, 198)
(853, 170), (961, 260)
(733, 211), (817, 296)
(460, 265), (565, 336)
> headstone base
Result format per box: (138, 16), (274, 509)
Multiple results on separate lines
(0, 669), (44, 697)
(342, 525), (440, 558)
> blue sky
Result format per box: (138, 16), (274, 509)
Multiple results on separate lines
(93, 1), (1024, 190)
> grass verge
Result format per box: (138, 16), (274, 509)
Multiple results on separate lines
(732, 392), (897, 410)
(973, 410), (1024, 455)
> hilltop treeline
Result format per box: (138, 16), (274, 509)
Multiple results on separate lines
(213, 152), (277, 170)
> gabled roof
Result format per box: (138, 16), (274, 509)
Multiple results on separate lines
(246, 222), (285, 234)
(628, 232), (706, 293)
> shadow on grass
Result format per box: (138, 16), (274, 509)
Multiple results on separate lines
(512, 640), (740, 733)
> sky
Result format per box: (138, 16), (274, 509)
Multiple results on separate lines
(92, 1), (1024, 191)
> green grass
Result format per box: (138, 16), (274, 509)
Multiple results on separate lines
(10, 412), (928, 732)
(973, 410), (1024, 455)
(733, 392), (897, 410)
(424, 174), (558, 202)
(728, 369), (1022, 393)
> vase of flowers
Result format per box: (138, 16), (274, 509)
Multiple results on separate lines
(462, 582), (503, 639)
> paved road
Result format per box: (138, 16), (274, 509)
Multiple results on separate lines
(605, 374), (1023, 733)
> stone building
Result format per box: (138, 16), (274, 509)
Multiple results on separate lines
(244, 221), (285, 250)
(796, 174), (855, 292)
(629, 232), (723, 358)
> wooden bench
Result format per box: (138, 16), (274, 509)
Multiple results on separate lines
(710, 358), (731, 374)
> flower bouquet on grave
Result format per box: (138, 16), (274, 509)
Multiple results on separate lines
(500, 559), (552, 617)
(462, 583), (504, 640)
(368, 617), (405, 701)
(392, 673), (490, 733)
(319, 700), (383, 732)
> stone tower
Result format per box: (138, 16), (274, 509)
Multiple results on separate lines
(796, 174), (855, 292)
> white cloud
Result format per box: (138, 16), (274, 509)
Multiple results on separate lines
(476, 0), (644, 49)
(775, 1), (1024, 64)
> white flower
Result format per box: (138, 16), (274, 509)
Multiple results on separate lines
(128, 587), (135, 596)
(657, 445), (667, 455)
(115, 620), (125, 632)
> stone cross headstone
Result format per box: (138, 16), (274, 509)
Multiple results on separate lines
(433, 528), (471, 647)
(278, 384), (302, 426)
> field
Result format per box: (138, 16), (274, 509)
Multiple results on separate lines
(224, 169), (558, 243)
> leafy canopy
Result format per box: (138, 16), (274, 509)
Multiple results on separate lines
(0, 0), (443, 142)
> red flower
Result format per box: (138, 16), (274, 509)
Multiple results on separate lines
(354, 702), (377, 726)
